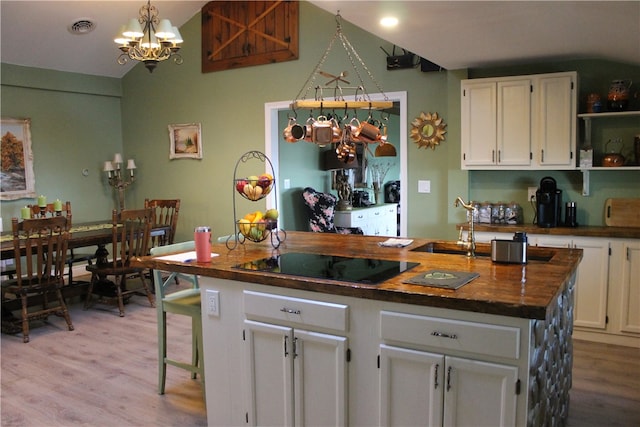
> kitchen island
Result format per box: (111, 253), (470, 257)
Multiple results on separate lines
(135, 231), (582, 427)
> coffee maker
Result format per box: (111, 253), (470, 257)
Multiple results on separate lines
(536, 176), (562, 228)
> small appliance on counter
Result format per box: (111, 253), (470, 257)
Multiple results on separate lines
(536, 177), (562, 228)
(384, 180), (400, 204)
(564, 202), (578, 227)
(491, 232), (528, 264)
(352, 190), (372, 207)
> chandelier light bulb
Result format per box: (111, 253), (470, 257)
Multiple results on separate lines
(170, 26), (183, 44)
(123, 18), (144, 38)
(155, 19), (175, 40)
(141, 31), (159, 49)
(114, 25), (130, 45)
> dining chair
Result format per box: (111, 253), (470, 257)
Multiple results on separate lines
(150, 241), (204, 395)
(144, 199), (180, 248)
(28, 201), (97, 285)
(145, 198), (181, 285)
(301, 187), (364, 234)
(84, 208), (155, 317)
(2, 216), (74, 343)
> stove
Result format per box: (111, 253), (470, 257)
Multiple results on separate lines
(234, 252), (419, 285)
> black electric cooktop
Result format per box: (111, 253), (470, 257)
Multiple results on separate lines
(234, 252), (419, 285)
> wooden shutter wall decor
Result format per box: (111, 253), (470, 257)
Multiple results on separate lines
(201, 1), (299, 73)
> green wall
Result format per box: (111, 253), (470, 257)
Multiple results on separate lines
(2, 2), (638, 238)
(119, 2), (460, 242)
(1, 66), (123, 227)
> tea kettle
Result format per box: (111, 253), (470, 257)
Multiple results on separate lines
(602, 138), (625, 167)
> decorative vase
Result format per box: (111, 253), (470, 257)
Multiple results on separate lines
(373, 182), (381, 205)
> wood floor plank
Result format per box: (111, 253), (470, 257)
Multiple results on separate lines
(2, 291), (639, 426)
(1, 292), (206, 427)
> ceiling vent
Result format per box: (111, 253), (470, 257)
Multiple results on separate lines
(68, 19), (96, 35)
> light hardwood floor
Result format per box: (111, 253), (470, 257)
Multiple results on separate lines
(2, 291), (639, 426)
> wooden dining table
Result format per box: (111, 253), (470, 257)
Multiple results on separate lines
(0, 220), (170, 260)
(0, 220), (170, 315)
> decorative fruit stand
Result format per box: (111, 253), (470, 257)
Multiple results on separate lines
(227, 150), (285, 250)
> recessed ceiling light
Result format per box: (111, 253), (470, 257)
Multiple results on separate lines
(380, 16), (398, 28)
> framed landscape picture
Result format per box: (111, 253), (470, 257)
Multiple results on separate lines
(1, 117), (36, 200)
(169, 123), (202, 159)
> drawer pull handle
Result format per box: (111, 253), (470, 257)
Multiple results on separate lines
(280, 307), (301, 315)
(431, 331), (457, 340)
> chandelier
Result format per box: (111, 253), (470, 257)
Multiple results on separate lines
(114, 0), (183, 73)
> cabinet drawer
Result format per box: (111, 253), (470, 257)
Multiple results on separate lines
(244, 291), (349, 332)
(380, 311), (520, 360)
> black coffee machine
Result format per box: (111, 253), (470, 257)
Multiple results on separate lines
(536, 176), (562, 228)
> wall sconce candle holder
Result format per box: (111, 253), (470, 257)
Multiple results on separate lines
(103, 153), (136, 211)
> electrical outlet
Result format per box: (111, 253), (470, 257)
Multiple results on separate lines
(528, 187), (537, 202)
(206, 289), (220, 317)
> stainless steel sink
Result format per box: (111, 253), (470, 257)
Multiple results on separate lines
(411, 241), (553, 262)
(411, 241), (489, 256)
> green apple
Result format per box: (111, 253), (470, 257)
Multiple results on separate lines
(247, 175), (259, 186)
(265, 208), (279, 220)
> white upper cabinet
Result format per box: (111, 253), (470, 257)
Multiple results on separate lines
(462, 71), (577, 170)
(533, 73), (578, 168)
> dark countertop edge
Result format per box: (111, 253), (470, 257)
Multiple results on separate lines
(458, 223), (640, 239)
(174, 266), (552, 319)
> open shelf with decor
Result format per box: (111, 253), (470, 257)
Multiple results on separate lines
(577, 110), (640, 195)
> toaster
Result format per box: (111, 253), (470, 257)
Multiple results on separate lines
(491, 232), (528, 264)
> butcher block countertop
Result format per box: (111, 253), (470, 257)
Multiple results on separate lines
(458, 223), (640, 239)
(134, 231), (582, 321)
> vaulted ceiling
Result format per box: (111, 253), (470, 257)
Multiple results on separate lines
(1, 1), (638, 78)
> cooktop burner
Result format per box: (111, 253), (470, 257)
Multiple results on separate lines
(234, 252), (419, 285)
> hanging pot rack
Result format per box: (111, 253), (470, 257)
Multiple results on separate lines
(289, 12), (392, 113)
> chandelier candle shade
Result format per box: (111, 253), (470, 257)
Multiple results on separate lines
(104, 153), (136, 211)
(114, 0), (183, 72)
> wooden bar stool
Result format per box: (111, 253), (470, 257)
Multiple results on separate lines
(150, 241), (204, 395)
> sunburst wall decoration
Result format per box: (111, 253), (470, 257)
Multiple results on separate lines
(410, 112), (447, 150)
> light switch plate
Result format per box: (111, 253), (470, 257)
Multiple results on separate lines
(418, 180), (431, 193)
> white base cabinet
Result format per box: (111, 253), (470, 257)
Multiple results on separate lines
(610, 240), (640, 336)
(200, 277), (574, 426)
(379, 345), (518, 427)
(334, 204), (397, 236)
(243, 320), (347, 426)
(476, 231), (639, 347)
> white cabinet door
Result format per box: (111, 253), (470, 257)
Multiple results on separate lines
(443, 356), (518, 427)
(534, 73), (576, 168)
(294, 329), (348, 427)
(535, 236), (609, 330)
(244, 320), (348, 427)
(618, 241), (640, 334)
(244, 320), (294, 427)
(497, 79), (532, 166)
(461, 81), (497, 166)
(379, 344), (443, 427)
(572, 238), (609, 330)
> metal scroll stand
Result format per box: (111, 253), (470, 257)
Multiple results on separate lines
(227, 150), (286, 250)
